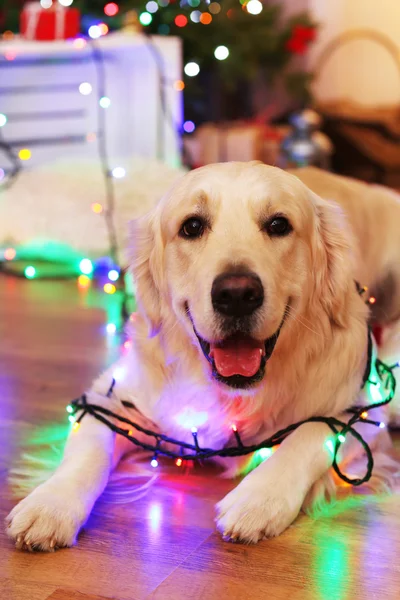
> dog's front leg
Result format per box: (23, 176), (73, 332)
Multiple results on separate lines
(6, 398), (117, 551)
(216, 422), (332, 543)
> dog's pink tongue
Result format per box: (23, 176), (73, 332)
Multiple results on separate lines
(211, 337), (264, 377)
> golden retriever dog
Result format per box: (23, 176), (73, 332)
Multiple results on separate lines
(6, 163), (400, 550)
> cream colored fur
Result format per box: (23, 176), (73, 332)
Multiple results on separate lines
(6, 163), (400, 550)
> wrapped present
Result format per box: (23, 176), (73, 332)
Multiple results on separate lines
(184, 121), (288, 167)
(20, 2), (80, 41)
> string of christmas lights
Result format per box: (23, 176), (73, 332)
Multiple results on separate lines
(66, 357), (398, 486)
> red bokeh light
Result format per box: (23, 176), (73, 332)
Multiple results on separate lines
(175, 15), (188, 28)
(104, 3), (119, 17)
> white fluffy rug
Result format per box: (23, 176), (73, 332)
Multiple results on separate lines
(0, 157), (186, 264)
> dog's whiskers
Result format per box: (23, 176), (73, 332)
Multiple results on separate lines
(284, 310), (324, 338)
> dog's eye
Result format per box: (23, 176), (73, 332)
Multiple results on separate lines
(179, 217), (205, 239)
(265, 216), (292, 237)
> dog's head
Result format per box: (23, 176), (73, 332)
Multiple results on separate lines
(130, 162), (354, 392)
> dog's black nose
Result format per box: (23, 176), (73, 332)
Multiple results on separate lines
(211, 272), (264, 317)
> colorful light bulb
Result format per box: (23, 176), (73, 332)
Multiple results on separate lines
(151, 458), (159, 468)
(4, 247), (16, 260)
(25, 265), (36, 279)
(111, 166), (126, 179)
(18, 149), (31, 161)
(184, 62), (200, 77)
(108, 269), (119, 281)
(104, 3), (119, 17)
(214, 45), (229, 60)
(104, 283), (116, 294)
(79, 258), (93, 275)
(99, 96), (111, 108)
(79, 82), (92, 96)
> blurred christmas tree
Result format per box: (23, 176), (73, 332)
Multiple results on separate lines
(1, 1), (317, 123)
(80, 0), (317, 122)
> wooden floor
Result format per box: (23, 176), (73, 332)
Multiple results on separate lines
(1, 276), (400, 600)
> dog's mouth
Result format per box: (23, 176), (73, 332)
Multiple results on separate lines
(189, 313), (286, 390)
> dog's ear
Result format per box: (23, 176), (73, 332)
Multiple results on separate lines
(310, 195), (355, 327)
(129, 208), (164, 337)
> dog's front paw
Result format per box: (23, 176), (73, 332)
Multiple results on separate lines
(215, 475), (303, 544)
(5, 480), (87, 552)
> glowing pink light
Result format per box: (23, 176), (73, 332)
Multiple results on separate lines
(104, 2), (119, 17)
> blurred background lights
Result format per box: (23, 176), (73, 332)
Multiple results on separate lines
(111, 166), (126, 179)
(139, 12), (153, 26)
(78, 274), (90, 288)
(200, 13), (212, 24)
(188, 0), (201, 6)
(175, 15), (188, 27)
(108, 269), (119, 281)
(91, 202), (103, 213)
(183, 120), (195, 133)
(18, 149), (31, 161)
(79, 82), (92, 96)
(99, 23), (109, 35)
(25, 266), (36, 279)
(184, 62), (200, 77)
(4, 248), (16, 260)
(146, 1), (159, 13)
(158, 24), (169, 34)
(247, 0), (263, 15)
(99, 96), (111, 108)
(190, 11), (201, 23)
(40, 0), (52, 8)
(59, 0), (74, 6)
(214, 45), (229, 60)
(209, 2), (221, 14)
(173, 80), (185, 91)
(88, 25), (101, 39)
(73, 38), (86, 49)
(104, 2), (119, 16)
(0, 113), (7, 127)
(106, 323), (117, 334)
(104, 283), (116, 294)
(79, 258), (93, 275)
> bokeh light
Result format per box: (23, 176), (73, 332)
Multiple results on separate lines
(99, 96), (111, 108)
(79, 258), (93, 275)
(139, 12), (152, 26)
(175, 15), (188, 27)
(183, 120), (195, 133)
(79, 82), (92, 95)
(104, 2), (119, 16)
(4, 248), (16, 260)
(104, 283), (117, 294)
(111, 166), (126, 179)
(184, 62), (200, 77)
(91, 202), (103, 213)
(25, 266), (36, 279)
(214, 45), (229, 60)
(247, 0), (263, 15)
(78, 274), (91, 288)
(18, 149), (31, 161)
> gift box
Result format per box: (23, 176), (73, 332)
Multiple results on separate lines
(20, 2), (80, 41)
(184, 121), (288, 168)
